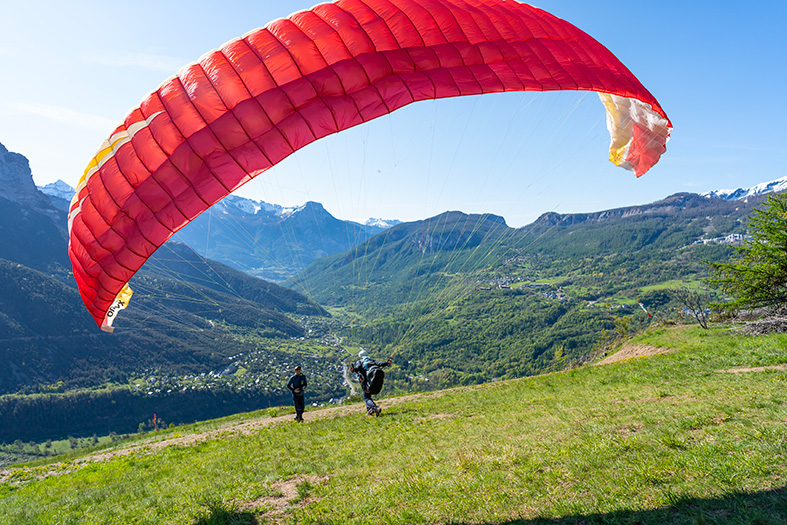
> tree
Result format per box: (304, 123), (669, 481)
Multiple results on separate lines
(671, 287), (709, 329)
(707, 192), (787, 314)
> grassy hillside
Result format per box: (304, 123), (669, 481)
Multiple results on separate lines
(2, 324), (786, 524)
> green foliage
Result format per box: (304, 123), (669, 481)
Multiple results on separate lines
(0, 190), (769, 449)
(0, 229), (345, 447)
(289, 194), (756, 391)
(2, 326), (786, 524)
(708, 192), (787, 313)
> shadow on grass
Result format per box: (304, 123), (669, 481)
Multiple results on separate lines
(446, 486), (787, 525)
(192, 499), (257, 525)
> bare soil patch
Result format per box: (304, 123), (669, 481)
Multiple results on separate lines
(716, 364), (787, 374)
(239, 475), (330, 517)
(617, 423), (644, 438)
(414, 413), (454, 423)
(595, 344), (674, 366)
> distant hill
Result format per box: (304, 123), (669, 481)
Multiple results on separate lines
(173, 199), (382, 282)
(286, 210), (515, 312)
(139, 241), (325, 318)
(286, 191), (769, 391)
(0, 142), (341, 440)
(0, 196), (69, 274)
(518, 192), (760, 256)
(289, 192), (761, 311)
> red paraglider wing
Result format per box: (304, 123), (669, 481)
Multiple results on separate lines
(68, 0), (672, 331)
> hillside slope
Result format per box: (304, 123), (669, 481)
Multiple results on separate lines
(2, 324), (785, 524)
(0, 144), (329, 397)
(0, 143), (341, 437)
(171, 199), (383, 282)
(286, 194), (765, 390)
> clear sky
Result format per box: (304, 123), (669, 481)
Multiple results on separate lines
(1, 1), (785, 227)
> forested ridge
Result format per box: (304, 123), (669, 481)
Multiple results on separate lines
(0, 189), (767, 444)
(289, 192), (762, 392)
(0, 193), (339, 443)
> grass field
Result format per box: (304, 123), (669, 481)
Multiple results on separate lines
(1, 324), (786, 524)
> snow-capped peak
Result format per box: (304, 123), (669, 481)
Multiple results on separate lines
(216, 195), (283, 216)
(37, 180), (76, 201)
(365, 218), (401, 229)
(701, 176), (787, 201)
(279, 204), (307, 218)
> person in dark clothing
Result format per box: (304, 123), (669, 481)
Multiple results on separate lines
(287, 365), (307, 422)
(350, 350), (392, 416)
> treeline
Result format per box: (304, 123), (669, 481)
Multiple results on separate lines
(0, 325), (290, 396)
(347, 290), (620, 391)
(0, 256), (330, 396)
(0, 382), (345, 443)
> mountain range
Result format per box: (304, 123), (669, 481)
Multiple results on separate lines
(701, 175), (787, 200)
(37, 172), (782, 285)
(282, 190), (775, 395)
(288, 191), (763, 312)
(4, 136), (785, 441)
(0, 142), (344, 440)
(37, 181), (400, 282)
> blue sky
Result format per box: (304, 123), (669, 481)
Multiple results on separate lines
(1, 1), (785, 227)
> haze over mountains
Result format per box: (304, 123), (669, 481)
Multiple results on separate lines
(37, 179), (401, 282)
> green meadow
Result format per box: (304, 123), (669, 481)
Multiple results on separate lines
(1, 324), (786, 524)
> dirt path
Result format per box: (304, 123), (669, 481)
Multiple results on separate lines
(595, 343), (675, 366)
(343, 362), (356, 397)
(715, 364), (787, 373)
(0, 391), (439, 485)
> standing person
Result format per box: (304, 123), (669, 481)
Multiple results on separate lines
(350, 350), (392, 416)
(287, 365), (307, 422)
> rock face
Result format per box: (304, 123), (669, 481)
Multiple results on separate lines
(0, 142), (53, 213)
(0, 143), (69, 269)
(175, 199), (385, 281)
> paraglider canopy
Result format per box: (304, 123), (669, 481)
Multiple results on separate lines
(68, 0), (671, 332)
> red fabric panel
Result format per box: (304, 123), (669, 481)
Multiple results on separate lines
(69, 0), (671, 329)
(201, 51), (253, 110)
(311, 4), (377, 57)
(223, 39), (277, 98)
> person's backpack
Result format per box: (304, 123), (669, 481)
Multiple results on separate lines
(366, 363), (385, 395)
